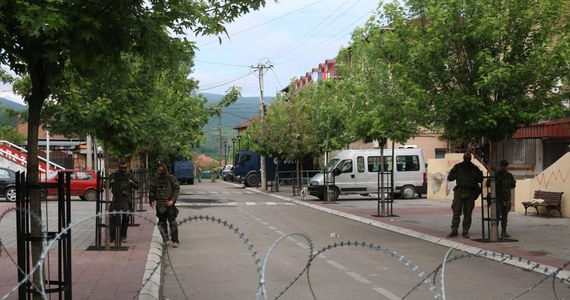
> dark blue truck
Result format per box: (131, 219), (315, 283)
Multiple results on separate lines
(172, 158), (194, 184)
(232, 150), (315, 187)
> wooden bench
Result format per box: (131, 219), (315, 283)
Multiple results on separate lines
(522, 190), (564, 218)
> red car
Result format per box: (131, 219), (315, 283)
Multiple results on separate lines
(40, 169), (102, 201)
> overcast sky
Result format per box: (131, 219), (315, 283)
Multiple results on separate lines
(0, 0), (380, 104)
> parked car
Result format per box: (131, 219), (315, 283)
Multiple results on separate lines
(221, 164), (233, 181)
(40, 169), (102, 201)
(0, 167), (17, 202)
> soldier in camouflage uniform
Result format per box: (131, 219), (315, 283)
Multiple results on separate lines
(150, 162), (180, 248)
(447, 152), (483, 238)
(495, 160), (516, 238)
(109, 158), (140, 243)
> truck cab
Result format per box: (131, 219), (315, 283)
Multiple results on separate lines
(172, 158), (194, 184)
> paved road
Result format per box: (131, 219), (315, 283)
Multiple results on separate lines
(161, 182), (570, 300)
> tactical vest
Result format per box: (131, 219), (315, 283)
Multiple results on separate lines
(112, 171), (133, 210)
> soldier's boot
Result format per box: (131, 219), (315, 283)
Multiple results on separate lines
(501, 228), (510, 238)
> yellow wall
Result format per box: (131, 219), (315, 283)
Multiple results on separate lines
(428, 152), (569, 218)
(427, 153), (488, 202)
(514, 152), (570, 217)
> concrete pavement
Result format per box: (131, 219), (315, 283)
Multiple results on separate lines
(0, 180), (568, 299)
(265, 184), (570, 282)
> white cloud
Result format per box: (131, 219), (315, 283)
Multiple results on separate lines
(0, 83), (26, 105)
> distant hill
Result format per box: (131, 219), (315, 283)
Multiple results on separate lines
(195, 93), (275, 159)
(0, 97), (26, 111)
(0, 93), (268, 160)
(0, 97), (26, 127)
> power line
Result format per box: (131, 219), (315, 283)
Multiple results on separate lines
(196, 0), (326, 49)
(274, 7), (374, 66)
(194, 59), (251, 68)
(197, 70), (256, 92)
(270, 0), (355, 61)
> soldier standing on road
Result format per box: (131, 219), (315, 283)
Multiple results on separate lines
(495, 160), (516, 238)
(150, 162), (180, 248)
(109, 158), (140, 243)
(447, 152), (483, 238)
(196, 166), (202, 183)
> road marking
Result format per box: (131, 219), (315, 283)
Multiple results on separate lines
(178, 202), (295, 207)
(373, 287), (401, 300)
(241, 203), (397, 299)
(326, 260), (347, 271)
(182, 191), (257, 195)
(346, 272), (371, 284)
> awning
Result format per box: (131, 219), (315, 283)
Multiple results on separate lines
(512, 119), (570, 139)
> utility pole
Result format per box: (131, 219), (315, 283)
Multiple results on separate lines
(252, 61), (273, 190)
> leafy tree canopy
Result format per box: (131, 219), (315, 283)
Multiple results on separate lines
(374, 0), (569, 142)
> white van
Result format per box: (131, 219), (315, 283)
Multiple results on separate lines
(308, 148), (427, 201)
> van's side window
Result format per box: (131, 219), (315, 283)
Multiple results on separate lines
(340, 159), (353, 173)
(368, 156), (380, 172)
(368, 156), (393, 172)
(357, 156), (365, 173)
(396, 155), (420, 171)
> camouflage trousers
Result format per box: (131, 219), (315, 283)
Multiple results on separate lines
(157, 205), (179, 243)
(450, 190), (477, 234)
(497, 200), (512, 230)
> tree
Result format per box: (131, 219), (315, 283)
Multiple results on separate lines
(210, 86), (241, 166)
(376, 0), (569, 145)
(0, 0), (272, 293)
(336, 24), (423, 147)
(250, 79), (351, 165)
(44, 53), (210, 162)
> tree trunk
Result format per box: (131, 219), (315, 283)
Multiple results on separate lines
(26, 70), (50, 297)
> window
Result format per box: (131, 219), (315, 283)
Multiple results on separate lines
(340, 159), (353, 173)
(76, 171), (93, 180)
(0, 169), (9, 179)
(240, 154), (251, 164)
(395, 155), (420, 171)
(357, 156), (365, 173)
(368, 156), (392, 172)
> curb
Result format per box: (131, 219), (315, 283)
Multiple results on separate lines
(139, 223), (163, 300)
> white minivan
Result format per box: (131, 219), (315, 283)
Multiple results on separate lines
(308, 148), (427, 201)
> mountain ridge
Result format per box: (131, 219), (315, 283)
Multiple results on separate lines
(196, 93), (275, 158)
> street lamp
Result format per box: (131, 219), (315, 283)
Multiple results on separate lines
(236, 135), (241, 151)
(231, 138), (236, 162)
(223, 141), (228, 165)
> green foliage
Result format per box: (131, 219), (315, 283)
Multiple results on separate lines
(376, 0), (570, 142)
(250, 79), (352, 160)
(0, 125), (24, 144)
(0, 0), (273, 287)
(336, 23), (423, 146)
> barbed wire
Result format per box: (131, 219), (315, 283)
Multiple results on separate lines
(1, 208), (569, 300)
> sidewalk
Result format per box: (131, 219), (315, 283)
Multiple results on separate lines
(0, 200), (159, 300)
(1, 182), (568, 299)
